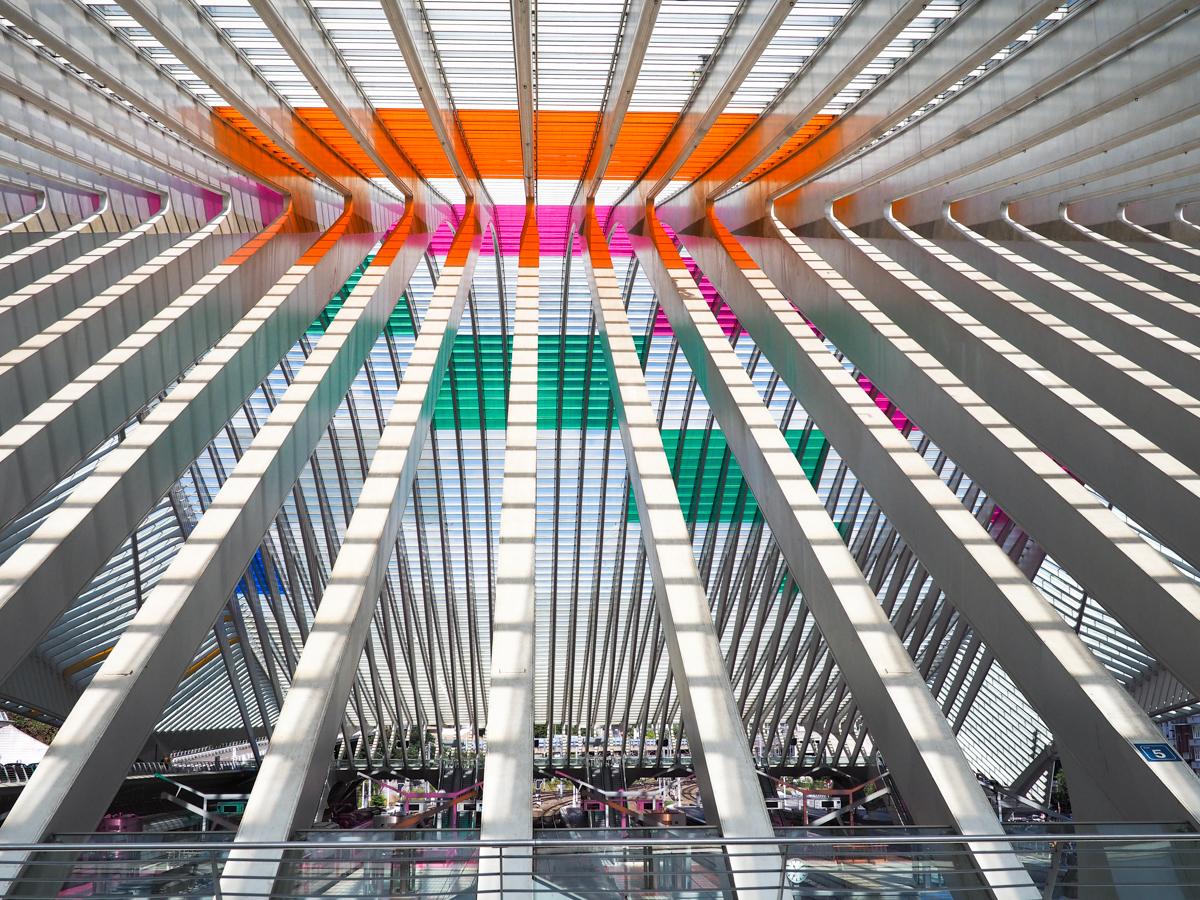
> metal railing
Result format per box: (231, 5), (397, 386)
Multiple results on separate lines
(0, 826), (1196, 898)
(1, 761), (261, 788)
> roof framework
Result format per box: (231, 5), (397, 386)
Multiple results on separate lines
(0, 0), (1197, 887)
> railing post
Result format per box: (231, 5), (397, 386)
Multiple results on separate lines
(209, 848), (223, 900)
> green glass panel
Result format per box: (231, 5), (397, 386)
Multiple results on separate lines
(428, 334), (650, 430)
(307, 263), (833, 526)
(306, 254), (419, 339)
(433, 335), (510, 430)
(625, 428), (828, 524)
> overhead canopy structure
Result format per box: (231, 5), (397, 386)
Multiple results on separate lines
(0, 0), (1199, 886)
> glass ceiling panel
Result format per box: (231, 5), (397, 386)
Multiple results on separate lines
(423, 0), (518, 109)
(311, 0), (422, 107)
(535, 0), (625, 110)
(626, 0), (740, 113)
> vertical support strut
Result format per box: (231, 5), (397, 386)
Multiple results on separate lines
(478, 202), (539, 895)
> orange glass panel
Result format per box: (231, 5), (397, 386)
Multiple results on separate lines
(519, 201), (539, 267)
(217, 107), (836, 186)
(214, 107), (316, 179)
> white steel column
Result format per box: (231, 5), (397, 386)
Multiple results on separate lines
(0, 206), (388, 861)
(670, 205), (1200, 822)
(478, 203), (539, 896)
(219, 208), (483, 898)
(615, 207), (1035, 897)
(581, 206), (778, 898)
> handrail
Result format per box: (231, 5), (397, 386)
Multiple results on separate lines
(21, 829), (1196, 852)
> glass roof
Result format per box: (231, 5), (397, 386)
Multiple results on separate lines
(312, 1), (421, 106)
(3, 0), (1193, 800)
(626, 0), (741, 113)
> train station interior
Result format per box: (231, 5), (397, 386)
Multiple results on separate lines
(1, 0), (1199, 895)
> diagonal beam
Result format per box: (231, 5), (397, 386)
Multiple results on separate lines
(613, 205), (1034, 895)
(0, 202), (432, 857)
(707, 0), (1059, 230)
(0, 0), (312, 203)
(784, 209), (1200, 818)
(379, 0), (489, 207)
(118, 0), (386, 204)
(0, 191), (365, 679)
(673, 201), (1200, 824)
(666, 0), (936, 230)
(774, 0), (1195, 230)
(0, 203), (394, 896)
(219, 208), (483, 897)
(639, 0), (794, 200)
(573, 0), (661, 209)
(579, 206), (778, 896)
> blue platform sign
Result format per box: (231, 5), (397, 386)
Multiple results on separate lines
(1134, 742), (1183, 763)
